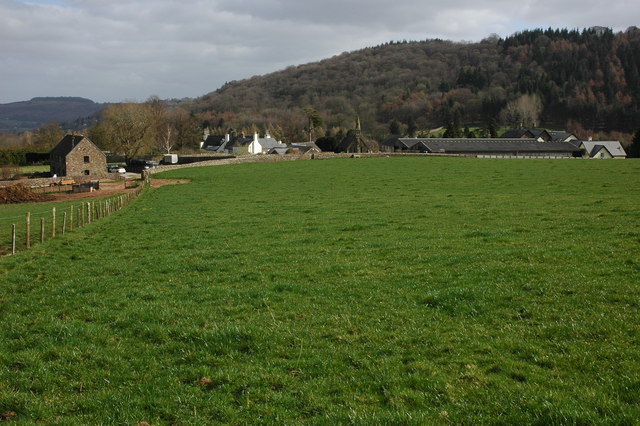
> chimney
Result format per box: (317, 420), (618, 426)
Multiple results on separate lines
(225, 134), (230, 142)
(254, 132), (258, 142)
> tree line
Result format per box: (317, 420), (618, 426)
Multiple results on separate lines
(189, 26), (640, 142)
(2, 26), (640, 162)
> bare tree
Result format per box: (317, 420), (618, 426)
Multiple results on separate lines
(33, 122), (64, 149)
(98, 102), (155, 163)
(500, 94), (543, 128)
(146, 96), (176, 154)
(158, 124), (175, 154)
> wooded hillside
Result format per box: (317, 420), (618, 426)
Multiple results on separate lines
(190, 27), (640, 141)
(0, 97), (105, 133)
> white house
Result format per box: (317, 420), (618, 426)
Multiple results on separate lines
(579, 141), (627, 159)
(248, 132), (286, 154)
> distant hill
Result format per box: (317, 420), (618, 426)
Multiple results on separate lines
(191, 27), (640, 140)
(0, 97), (106, 133)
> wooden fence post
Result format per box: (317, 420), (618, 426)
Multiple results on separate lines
(87, 202), (91, 224)
(12, 224), (16, 255)
(25, 212), (30, 249)
(69, 206), (73, 232)
(40, 218), (45, 243)
(62, 212), (67, 235)
(52, 207), (56, 238)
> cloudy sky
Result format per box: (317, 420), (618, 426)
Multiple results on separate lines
(1, 0), (638, 104)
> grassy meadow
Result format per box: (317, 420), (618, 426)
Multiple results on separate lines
(0, 193), (134, 256)
(1, 157), (639, 423)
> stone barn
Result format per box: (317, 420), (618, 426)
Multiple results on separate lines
(50, 134), (107, 178)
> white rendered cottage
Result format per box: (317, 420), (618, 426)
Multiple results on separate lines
(248, 132), (286, 154)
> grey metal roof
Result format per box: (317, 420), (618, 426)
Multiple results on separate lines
(580, 141), (627, 157)
(398, 138), (581, 153)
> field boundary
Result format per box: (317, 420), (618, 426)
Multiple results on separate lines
(145, 152), (439, 175)
(146, 151), (582, 176)
(0, 183), (145, 256)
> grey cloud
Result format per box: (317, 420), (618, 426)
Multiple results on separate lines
(1, 0), (639, 103)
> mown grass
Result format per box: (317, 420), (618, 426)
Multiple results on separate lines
(1, 157), (639, 423)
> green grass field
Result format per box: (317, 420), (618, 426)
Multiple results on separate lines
(0, 193), (137, 256)
(18, 165), (50, 174)
(1, 157), (639, 423)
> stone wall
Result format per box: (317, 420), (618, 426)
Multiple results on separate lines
(145, 152), (426, 175)
(64, 139), (108, 178)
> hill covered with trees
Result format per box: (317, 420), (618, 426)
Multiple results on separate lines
(190, 27), (640, 142)
(0, 97), (105, 133)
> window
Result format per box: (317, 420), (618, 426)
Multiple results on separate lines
(84, 170), (90, 175)
(84, 156), (90, 163)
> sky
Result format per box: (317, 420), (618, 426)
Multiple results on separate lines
(1, 0), (638, 104)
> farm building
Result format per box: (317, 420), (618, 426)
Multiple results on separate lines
(501, 128), (552, 141)
(393, 138), (581, 157)
(50, 134), (107, 178)
(202, 134), (226, 150)
(288, 142), (321, 154)
(501, 128), (579, 143)
(547, 131), (578, 143)
(248, 132), (287, 154)
(268, 142), (321, 155)
(579, 141), (627, 158)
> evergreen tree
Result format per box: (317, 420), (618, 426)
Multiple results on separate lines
(487, 119), (498, 138)
(628, 129), (640, 158)
(443, 122), (457, 138)
(453, 110), (463, 137)
(407, 117), (417, 137)
(389, 119), (401, 135)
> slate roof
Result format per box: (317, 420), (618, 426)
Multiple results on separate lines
(337, 131), (379, 153)
(203, 134), (225, 149)
(289, 142), (321, 153)
(500, 128), (551, 141)
(50, 134), (102, 157)
(580, 141), (627, 157)
(380, 135), (402, 147)
(268, 147), (290, 155)
(398, 138), (581, 154)
(547, 131), (577, 142)
(225, 135), (252, 147)
(257, 137), (286, 150)
(500, 129), (532, 138)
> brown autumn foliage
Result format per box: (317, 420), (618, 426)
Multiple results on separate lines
(187, 27), (640, 139)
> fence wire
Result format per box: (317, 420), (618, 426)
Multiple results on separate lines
(0, 184), (145, 256)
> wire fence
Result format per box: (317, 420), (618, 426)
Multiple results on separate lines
(1, 183), (146, 256)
